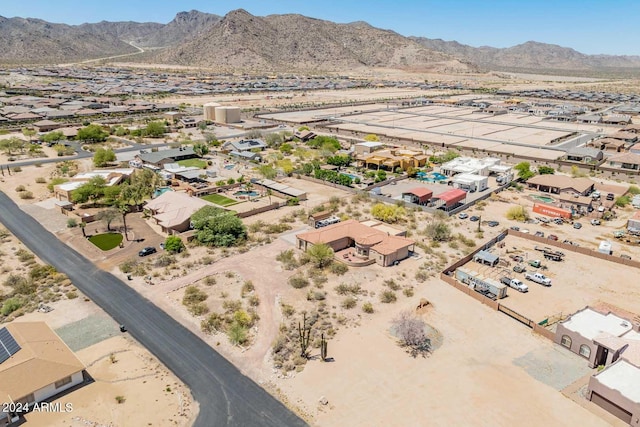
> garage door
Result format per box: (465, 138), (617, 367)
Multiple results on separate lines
(591, 392), (632, 424)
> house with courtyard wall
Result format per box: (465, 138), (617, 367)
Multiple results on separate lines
(296, 219), (414, 267)
(144, 190), (216, 234)
(526, 175), (595, 196)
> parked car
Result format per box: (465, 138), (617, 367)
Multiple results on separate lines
(513, 264), (527, 273)
(591, 219), (601, 226)
(458, 213), (469, 219)
(470, 216), (480, 222)
(548, 234), (559, 241)
(509, 254), (524, 262)
(573, 222), (582, 229)
(606, 193), (615, 201)
(525, 271), (552, 286)
(500, 277), (529, 293)
(510, 226), (520, 231)
(534, 231), (544, 237)
(591, 191), (601, 200)
(621, 254), (632, 260)
(553, 218), (564, 225)
(138, 247), (157, 257)
(597, 206), (605, 212)
(487, 221), (500, 227)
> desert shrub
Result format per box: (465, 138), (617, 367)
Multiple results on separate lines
(248, 295), (260, 306)
(203, 276), (217, 286)
(384, 279), (401, 291)
(233, 309), (253, 327)
(403, 288), (414, 297)
(335, 283), (361, 296)
(362, 302), (374, 313)
(12, 167), (21, 173)
(425, 220), (451, 242)
(281, 303), (295, 317)
(311, 273), (328, 286)
(201, 312), (224, 334)
(506, 205), (529, 221)
(222, 299), (242, 313)
(18, 191), (33, 199)
(188, 302), (209, 316)
(15, 185), (26, 192)
(67, 218), (78, 228)
(227, 322), (249, 345)
(341, 297), (357, 309)
(35, 177), (46, 184)
(16, 249), (34, 263)
(288, 274), (309, 289)
(1, 297), (23, 316)
(183, 286), (208, 305)
(457, 234), (476, 247)
(115, 396), (125, 404)
(154, 254), (176, 267)
(200, 256), (214, 265)
(119, 260), (136, 274)
(66, 290), (78, 299)
(276, 249), (299, 270)
(329, 262), (349, 275)
(391, 310), (430, 356)
(415, 270), (429, 283)
(380, 290), (397, 303)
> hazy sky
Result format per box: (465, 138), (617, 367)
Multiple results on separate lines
(2, 0), (639, 55)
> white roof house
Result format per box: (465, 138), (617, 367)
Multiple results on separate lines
(562, 308), (633, 341)
(440, 157), (502, 176)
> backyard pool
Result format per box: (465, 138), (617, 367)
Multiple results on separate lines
(416, 171), (447, 182)
(531, 194), (555, 203)
(234, 190), (260, 197)
(340, 173), (358, 180)
(153, 187), (173, 198)
(224, 164), (236, 170)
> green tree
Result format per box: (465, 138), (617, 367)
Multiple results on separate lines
(505, 205), (529, 221)
(96, 208), (119, 231)
(326, 155), (351, 169)
(145, 121), (167, 138)
(77, 124), (109, 143)
(265, 132), (284, 148)
(514, 162), (535, 180)
(308, 135), (340, 151)
(93, 148), (116, 167)
(165, 236), (185, 253)
(41, 131), (64, 144)
(191, 206), (247, 247)
(193, 143), (209, 157)
(22, 127), (36, 143)
(375, 170), (387, 183)
(307, 243), (334, 268)
(71, 176), (107, 204)
(0, 137), (26, 155)
(279, 143), (293, 155)
(364, 134), (379, 142)
(537, 166), (555, 175)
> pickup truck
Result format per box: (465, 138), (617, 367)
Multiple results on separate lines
(500, 276), (529, 293)
(525, 272), (551, 286)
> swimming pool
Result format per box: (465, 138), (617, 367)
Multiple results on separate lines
(234, 190), (260, 197)
(531, 194), (555, 203)
(153, 187), (173, 198)
(416, 171), (447, 182)
(224, 164), (236, 170)
(340, 173), (358, 180)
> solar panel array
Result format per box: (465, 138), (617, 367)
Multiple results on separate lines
(0, 327), (21, 364)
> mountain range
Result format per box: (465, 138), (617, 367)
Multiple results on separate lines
(1, 9), (639, 75)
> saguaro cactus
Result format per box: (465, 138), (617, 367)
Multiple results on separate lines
(320, 333), (328, 361)
(298, 312), (311, 357)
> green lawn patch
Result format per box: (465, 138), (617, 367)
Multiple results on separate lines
(89, 233), (123, 251)
(177, 158), (207, 169)
(201, 194), (238, 207)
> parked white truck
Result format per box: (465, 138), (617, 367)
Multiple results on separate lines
(500, 277), (529, 293)
(524, 272), (551, 286)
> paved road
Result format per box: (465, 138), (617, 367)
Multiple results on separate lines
(0, 191), (306, 427)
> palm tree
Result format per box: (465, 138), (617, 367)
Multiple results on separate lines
(118, 203), (130, 240)
(266, 188), (273, 205)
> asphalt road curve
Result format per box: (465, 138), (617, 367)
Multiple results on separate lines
(0, 191), (306, 427)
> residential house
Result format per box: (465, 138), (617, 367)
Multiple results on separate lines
(144, 191), (215, 234)
(296, 219), (415, 267)
(602, 115), (632, 125)
(526, 175), (595, 196)
(137, 147), (197, 168)
(592, 138), (626, 153)
(33, 119), (61, 133)
(362, 148), (427, 171)
(608, 153), (640, 171)
(222, 139), (267, 153)
(354, 141), (385, 156)
(566, 147), (604, 162)
(0, 322), (86, 423)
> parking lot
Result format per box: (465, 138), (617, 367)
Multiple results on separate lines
(456, 234), (640, 323)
